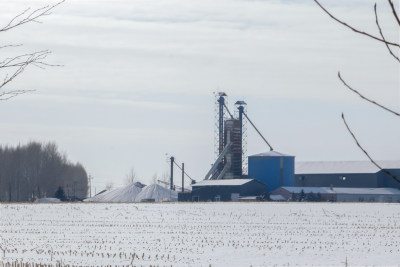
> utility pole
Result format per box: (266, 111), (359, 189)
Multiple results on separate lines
(181, 163), (185, 193)
(73, 181), (77, 200)
(89, 175), (93, 198)
(170, 156), (174, 190)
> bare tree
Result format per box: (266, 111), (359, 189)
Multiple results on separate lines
(0, 141), (89, 202)
(151, 173), (158, 184)
(314, 0), (399, 183)
(105, 182), (114, 191)
(0, 1), (64, 100)
(124, 167), (137, 185)
(160, 171), (170, 188)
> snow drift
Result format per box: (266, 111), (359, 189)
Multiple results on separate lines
(36, 198), (61, 203)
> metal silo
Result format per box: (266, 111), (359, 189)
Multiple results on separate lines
(248, 151), (295, 192)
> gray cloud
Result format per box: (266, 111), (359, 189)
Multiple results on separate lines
(0, 0), (398, 188)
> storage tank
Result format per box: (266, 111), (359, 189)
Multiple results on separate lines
(248, 151), (295, 192)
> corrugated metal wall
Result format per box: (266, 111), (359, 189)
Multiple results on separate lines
(379, 169), (400, 189)
(248, 153), (295, 192)
(294, 173), (379, 188)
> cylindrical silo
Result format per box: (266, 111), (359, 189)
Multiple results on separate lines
(248, 151), (295, 192)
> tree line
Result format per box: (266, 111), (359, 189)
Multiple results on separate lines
(0, 141), (88, 202)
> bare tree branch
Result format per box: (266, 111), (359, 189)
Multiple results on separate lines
(314, 0), (400, 47)
(0, 1), (65, 32)
(388, 0), (400, 26)
(0, 50), (60, 100)
(374, 4), (400, 62)
(342, 113), (400, 184)
(0, 51), (52, 86)
(0, 1), (64, 101)
(0, 90), (34, 101)
(0, 44), (23, 49)
(338, 72), (400, 117)
(0, 50), (52, 69)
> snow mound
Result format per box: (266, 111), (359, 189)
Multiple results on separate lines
(85, 184), (142, 203)
(36, 198), (61, 203)
(135, 184), (178, 202)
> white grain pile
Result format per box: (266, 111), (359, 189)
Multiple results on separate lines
(135, 184), (178, 202)
(84, 184), (142, 203)
(84, 183), (177, 202)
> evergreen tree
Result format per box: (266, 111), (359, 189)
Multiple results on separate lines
(306, 192), (316, 202)
(54, 186), (66, 201)
(298, 190), (306, 202)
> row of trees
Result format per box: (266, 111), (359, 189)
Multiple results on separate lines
(0, 141), (88, 202)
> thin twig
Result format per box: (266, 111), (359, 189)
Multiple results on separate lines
(342, 113), (400, 184)
(338, 72), (400, 117)
(0, 50), (61, 96)
(0, 50), (51, 68)
(0, 0), (65, 32)
(313, 0), (399, 47)
(0, 44), (23, 49)
(0, 90), (34, 101)
(388, 0), (400, 26)
(374, 4), (400, 62)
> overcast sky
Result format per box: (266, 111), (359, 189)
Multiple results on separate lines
(1, 0), (399, 191)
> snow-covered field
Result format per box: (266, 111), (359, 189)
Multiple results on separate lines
(1, 203), (399, 266)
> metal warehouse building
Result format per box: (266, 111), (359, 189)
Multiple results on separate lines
(295, 161), (400, 189)
(179, 179), (267, 202)
(248, 151), (295, 192)
(271, 186), (400, 202)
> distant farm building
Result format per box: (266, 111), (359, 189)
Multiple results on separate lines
(271, 186), (400, 202)
(247, 159), (400, 193)
(295, 161), (400, 189)
(178, 179), (267, 202)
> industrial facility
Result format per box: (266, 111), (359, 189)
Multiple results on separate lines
(172, 92), (400, 202)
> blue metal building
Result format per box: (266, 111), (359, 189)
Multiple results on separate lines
(248, 151), (295, 192)
(295, 161), (400, 189)
(178, 179), (267, 202)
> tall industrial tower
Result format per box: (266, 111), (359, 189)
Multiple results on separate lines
(235, 101), (248, 175)
(206, 93), (247, 180)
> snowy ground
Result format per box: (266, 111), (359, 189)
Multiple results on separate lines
(1, 202), (399, 266)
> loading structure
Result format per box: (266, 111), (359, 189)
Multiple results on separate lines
(205, 92), (273, 180)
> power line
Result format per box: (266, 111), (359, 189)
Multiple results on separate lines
(172, 159), (195, 182)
